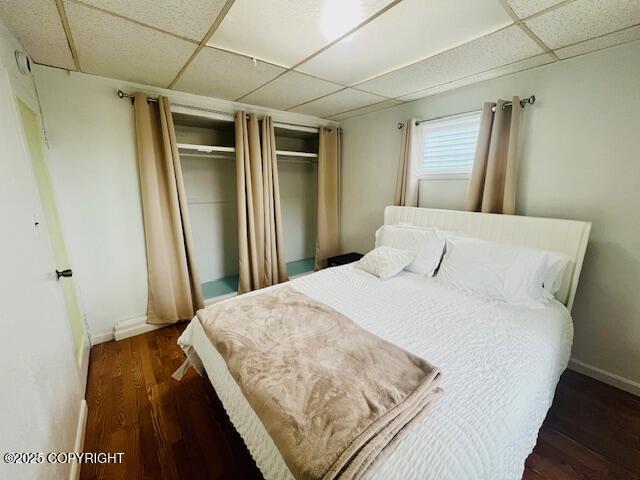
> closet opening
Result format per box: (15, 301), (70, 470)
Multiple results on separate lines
(275, 126), (318, 279)
(173, 112), (319, 301)
(174, 112), (237, 300)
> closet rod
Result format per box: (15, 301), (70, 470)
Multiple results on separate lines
(180, 151), (317, 164)
(116, 90), (333, 133)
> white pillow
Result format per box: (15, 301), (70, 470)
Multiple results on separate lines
(541, 254), (572, 301)
(397, 222), (465, 240)
(437, 237), (570, 307)
(374, 224), (446, 277)
(355, 246), (415, 280)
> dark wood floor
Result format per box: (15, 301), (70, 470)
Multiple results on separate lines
(81, 325), (640, 480)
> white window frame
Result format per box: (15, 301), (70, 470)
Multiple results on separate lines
(419, 110), (482, 180)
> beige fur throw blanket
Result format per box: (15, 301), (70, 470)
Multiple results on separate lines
(196, 286), (443, 480)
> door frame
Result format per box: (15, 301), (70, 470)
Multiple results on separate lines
(15, 90), (91, 391)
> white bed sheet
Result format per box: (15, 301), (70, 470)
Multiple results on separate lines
(178, 264), (573, 480)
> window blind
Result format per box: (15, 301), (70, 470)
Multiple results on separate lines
(421, 110), (482, 178)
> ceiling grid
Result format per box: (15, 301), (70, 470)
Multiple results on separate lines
(167, 0), (237, 88)
(496, 0), (560, 60)
(0, 0), (637, 119)
(233, 0), (405, 102)
(54, 0), (81, 71)
(64, 0), (202, 44)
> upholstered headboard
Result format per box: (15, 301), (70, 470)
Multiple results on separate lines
(384, 206), (591, 311)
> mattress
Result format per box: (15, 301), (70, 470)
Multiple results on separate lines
(178, 264), (573, 480)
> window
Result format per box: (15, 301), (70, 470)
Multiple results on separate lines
(420, 110), (481, 179)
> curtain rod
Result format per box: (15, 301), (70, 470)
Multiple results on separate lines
(396, 95), (536, 129)
(116, 90), (338, 133)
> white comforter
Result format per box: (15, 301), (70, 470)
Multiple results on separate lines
(179, 264), (573, 480)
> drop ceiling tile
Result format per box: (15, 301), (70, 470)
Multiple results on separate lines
(0, 0), (75, 70)
(290, 88), (387, 118)
(398, 54), (554, 101)
(357, 25), (543, 98)
(555, 25), (640, 59)
(173, 46), (285, 100)
(208, 0), (394, 68)
(328, 99), (403, 121)
(75, 0), (228, 41)
(65, 1), (196, 86)
(240, 71), (343, 110)
(297, 0), (512, 85)
(506, 0), (563, 19)
(525, 0), (640, 49)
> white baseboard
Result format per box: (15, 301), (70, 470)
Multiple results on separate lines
(69, 399), (88, 480)
(111, 294), (237, 341)
(78, 335), (90, 394)
(110, 273), (317, 342)
(114, 315), (164, 341)
(569, 358), (640, 397)
(89, 330), (113, 345)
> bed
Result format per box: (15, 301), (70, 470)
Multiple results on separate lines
(177, 206), (591, 480)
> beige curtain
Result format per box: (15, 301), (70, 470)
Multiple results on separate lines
(466, 97), (522, 214)
(235, 112), (288, 293)
(133, 93), (204, 325)
(261, 117), (288, 286)
(394, 118), (421, 207)
(315, 127), (341, 270)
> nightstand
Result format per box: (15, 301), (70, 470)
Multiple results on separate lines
(327, 252), (363, 267)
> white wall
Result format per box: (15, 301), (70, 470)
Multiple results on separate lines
(34, 66), (149, 342)
(279, 161), (317, 263)
(0, 19), (83, 479)
(340, 41), (640, 390)
(34, 65), (334, 339)
(183, 153), (239, 282)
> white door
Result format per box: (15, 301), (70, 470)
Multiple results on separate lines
(0, 66), (83, 479)
(17, 97), (90, 375)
